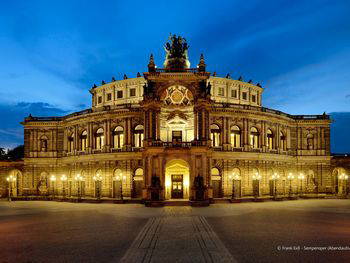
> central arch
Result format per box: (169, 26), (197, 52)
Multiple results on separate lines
(165, 159), (190, 200)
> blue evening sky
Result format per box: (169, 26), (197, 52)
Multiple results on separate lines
(0, 0), (349, 152)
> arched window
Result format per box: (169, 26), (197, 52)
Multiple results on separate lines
(40, 136), (48, 152)
(211, 168), (220, 177)
(134, 125), (144, 148)
(113, 126), (124, 149)
(134, 168), (144, 177)
(280, 131), (286, 150)
(230, 125), (241, 148)
(113, 168), (123, 180)
(252, 168), (259, 179)
(250, 127), (259, 148)
(80, 130), (87, 151)
(307, 134), (314, 150)
(266, 129), (273, 150)
(68, 133), (74, 152)
(232, 167), (241, 177)
(95, 128), (105, 150)
(210, 124), (221, 147)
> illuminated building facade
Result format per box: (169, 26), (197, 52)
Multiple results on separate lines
(1, 35), (348, 203)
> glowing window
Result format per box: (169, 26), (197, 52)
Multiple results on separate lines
(250, 127), (259, 148)
(230, 125), (241, 147)
(95, 128), (105, 149)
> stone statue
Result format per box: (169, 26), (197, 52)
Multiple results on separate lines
(193, 175), (206, 201)
(206, 82), (212, 96)
(199, 81), (211, 98)
(163, 34), (190, 70)
(150, 175), (161, 201)
(38, 174), (48, 195)
(143, 81), (155, 99)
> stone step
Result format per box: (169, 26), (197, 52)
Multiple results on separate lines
(212, 198), (231, 203)
(163, 200), (190, 206)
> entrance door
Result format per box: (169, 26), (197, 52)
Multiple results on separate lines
(233, 180), (241, 198)
(269, 180), (274, 196)
(133, 180), (143, 198)
(212, 180), (222, 198)
(172, 131), (182, 142)
(171, 174), (183, 199)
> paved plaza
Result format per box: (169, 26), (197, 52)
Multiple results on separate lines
(0, 200), (349, 262)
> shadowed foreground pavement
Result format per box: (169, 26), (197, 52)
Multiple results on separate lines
(0, 200), (349, 262)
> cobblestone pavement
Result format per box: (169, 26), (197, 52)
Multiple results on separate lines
(0, 200), (349, 263)
(121, 216), (235, 262)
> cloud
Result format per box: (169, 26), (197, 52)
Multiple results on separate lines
(263, 51), (350, 114)
(0, 102), (70, 149)
(330, 112), (350, 153)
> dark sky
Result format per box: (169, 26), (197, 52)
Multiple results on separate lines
(0, 0), (349, 152)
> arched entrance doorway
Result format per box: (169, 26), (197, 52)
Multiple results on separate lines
(332, 167), (347, 195)
(133, 168), (143, 198)
(165, 159), (190, 200)
(211, 168), (222, 198)
(7, 169), (22, 197)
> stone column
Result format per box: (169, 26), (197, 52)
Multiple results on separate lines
(159, 156), (165, 199)
(127, 118), (132, 146)
(33, 129), (38, 152)
(123, 118), (128, 146)
(63, 128), (67, 153)
(102, 121), (107, 152)
(204, 109), (210, 142)
(74, 125), (78, 153)
(262, 121), (266, 149)
(287, 127), (291, 150)
(259, 121), (263, 149)
(321, 128), (325, 150)
(194, 110), (198, 141)
(276, 124), (280, 150)
(88, 122), (93, 152)
(226, 118), (231, 144)
(143, 110), (148, 141)
(317, 127), (321, 150)
(222, 116), (226, 145)
(197, 110), (202, 141)
(156, 109), (160, 141)
(242, 119), (246, 147)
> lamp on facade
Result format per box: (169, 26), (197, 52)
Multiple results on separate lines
(298, 173), (305, 197)
(60, 174), (67, 199)
(270, 173), (280, 198)
(74, 174), (84, 201)
(287, 173), (294, 197)
(50, 175), (56, 199)
(93, 173), (103, 200)
(6, 175), (16, 202)
(338, 174), (349, 197)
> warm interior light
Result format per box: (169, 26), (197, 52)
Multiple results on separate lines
(61, 174), (67, 181)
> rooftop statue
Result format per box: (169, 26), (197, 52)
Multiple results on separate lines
(163, 34), (191, 70)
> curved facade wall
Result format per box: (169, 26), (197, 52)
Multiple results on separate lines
(15, 68), (337, 203)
